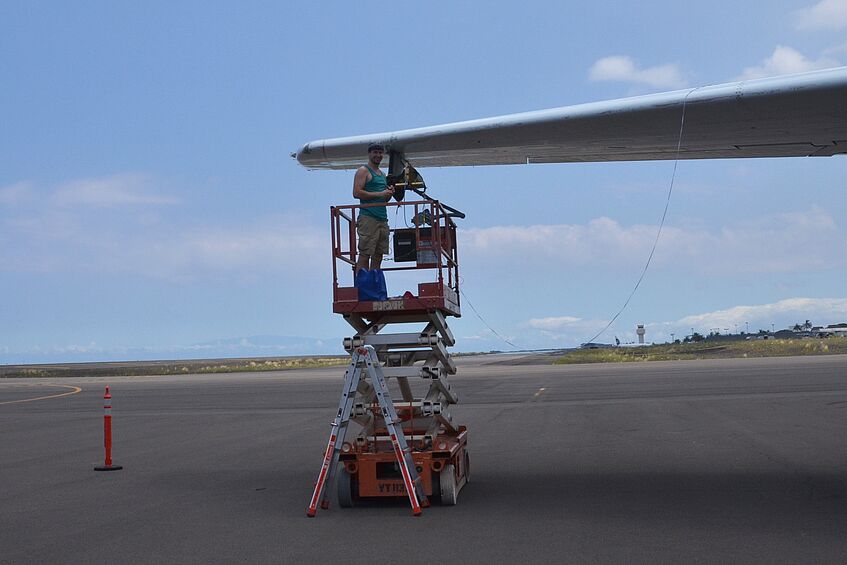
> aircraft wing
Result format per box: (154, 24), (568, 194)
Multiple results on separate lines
(295, 67), (847, 170)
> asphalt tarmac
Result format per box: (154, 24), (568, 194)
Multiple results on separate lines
(2, 354), (847, 564)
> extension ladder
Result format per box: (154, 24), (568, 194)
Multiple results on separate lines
(307, 345), (429, 517)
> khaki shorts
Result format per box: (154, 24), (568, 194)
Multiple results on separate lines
(357, 215), (390, 255)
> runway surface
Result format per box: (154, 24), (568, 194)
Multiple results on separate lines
(2, 354), (847, 564)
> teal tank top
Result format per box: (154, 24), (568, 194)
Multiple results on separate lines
(359, 165), (388, 221)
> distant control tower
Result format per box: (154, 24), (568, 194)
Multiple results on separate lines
(636, 324), (646, 344)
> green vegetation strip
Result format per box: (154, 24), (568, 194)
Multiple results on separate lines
(555, 338), (847, 365)
(0, 356), (350, 379)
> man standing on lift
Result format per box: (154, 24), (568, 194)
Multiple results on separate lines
(353, 143), (394, 273)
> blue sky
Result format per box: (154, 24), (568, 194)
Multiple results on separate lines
(2, 1), (847, 363)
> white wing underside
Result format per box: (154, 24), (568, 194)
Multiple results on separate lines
(295, 67), (847, 170)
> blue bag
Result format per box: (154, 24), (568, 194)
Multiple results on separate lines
(356, 269), (388, 301)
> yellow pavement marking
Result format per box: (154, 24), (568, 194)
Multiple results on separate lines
(0, 384), (82, 405)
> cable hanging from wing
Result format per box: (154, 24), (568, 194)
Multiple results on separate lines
(389, 159), (517, 352)
(459, 283), (521, 350)
(583, 87), (699, 345)
(445, 87), (695, 353)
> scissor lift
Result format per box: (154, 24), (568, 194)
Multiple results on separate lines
(313, 197), (469, 513)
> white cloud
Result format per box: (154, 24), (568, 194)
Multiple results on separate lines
(52, 173), (178, 207)
(514, 298), (847, 349)
(676, 298), (847, 331)
(0, 173), (325, 281)
(3, 217), (326, 281)
(518, 316), (614, 347)
(131, 221), (326, 279)
(527, 316), (582, 330)
(737, 45), (840, 80)
(589, 56), (688, 89)
(2, 218), (328, 282)
(15, 201), (838, 284)
(462, 217), (658, 268)
(55, 342), (101, 354)
(795, 0), (847, 30)
(461, 207), (846, 276)
(510, 316), (635, 348)
(623, 298), (847, 344)
(0, 182), (33, 204)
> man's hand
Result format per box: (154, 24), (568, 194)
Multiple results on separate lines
(383, 185), (395, 199)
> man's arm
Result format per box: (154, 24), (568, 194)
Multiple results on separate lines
(352, 167), (370, 199)
(353, 166), (394, 200)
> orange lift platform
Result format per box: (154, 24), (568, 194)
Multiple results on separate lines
(308, 189), (469, 516)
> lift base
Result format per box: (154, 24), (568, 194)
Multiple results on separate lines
(339, 428), (469, 505)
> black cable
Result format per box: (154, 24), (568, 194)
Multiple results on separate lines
(459, 285), (521, 350)
(439, 89), (695, 351)
(584, 88), (698, 345)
